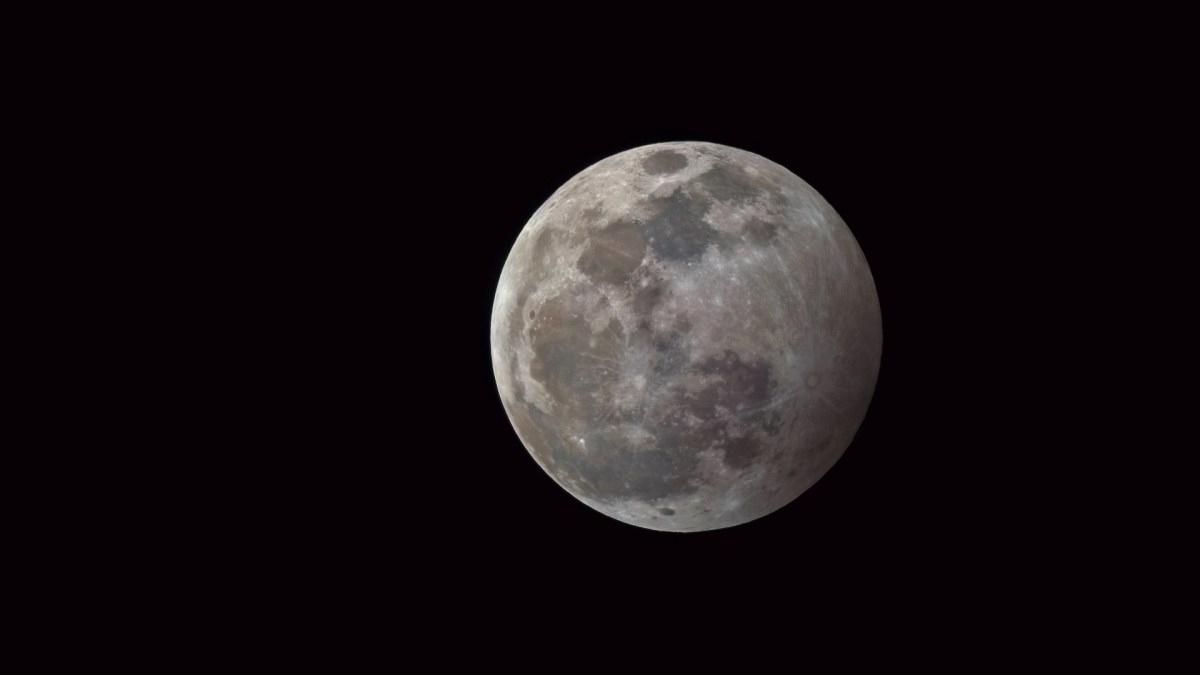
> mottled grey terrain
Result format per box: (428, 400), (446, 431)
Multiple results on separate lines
(491, 142), (882, 532)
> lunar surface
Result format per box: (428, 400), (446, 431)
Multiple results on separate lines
(491, 141), (882, 532)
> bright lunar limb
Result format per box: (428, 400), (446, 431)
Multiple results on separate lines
(491, 141), (882, 532)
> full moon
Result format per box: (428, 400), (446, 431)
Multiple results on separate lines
(491, 141), (882, 532)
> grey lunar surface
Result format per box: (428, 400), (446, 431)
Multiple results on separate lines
(491, 141), (882, 532)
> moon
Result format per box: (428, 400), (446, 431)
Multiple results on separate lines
(491, 141), (882, 532)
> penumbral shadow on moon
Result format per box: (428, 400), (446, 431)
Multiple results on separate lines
(491, 141), (882, 532)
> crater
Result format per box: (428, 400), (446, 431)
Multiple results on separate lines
(659, 507), (676, 516)
(642, 149), (689, 175)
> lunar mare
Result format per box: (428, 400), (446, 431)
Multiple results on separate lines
(491, 141), (882, 532)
